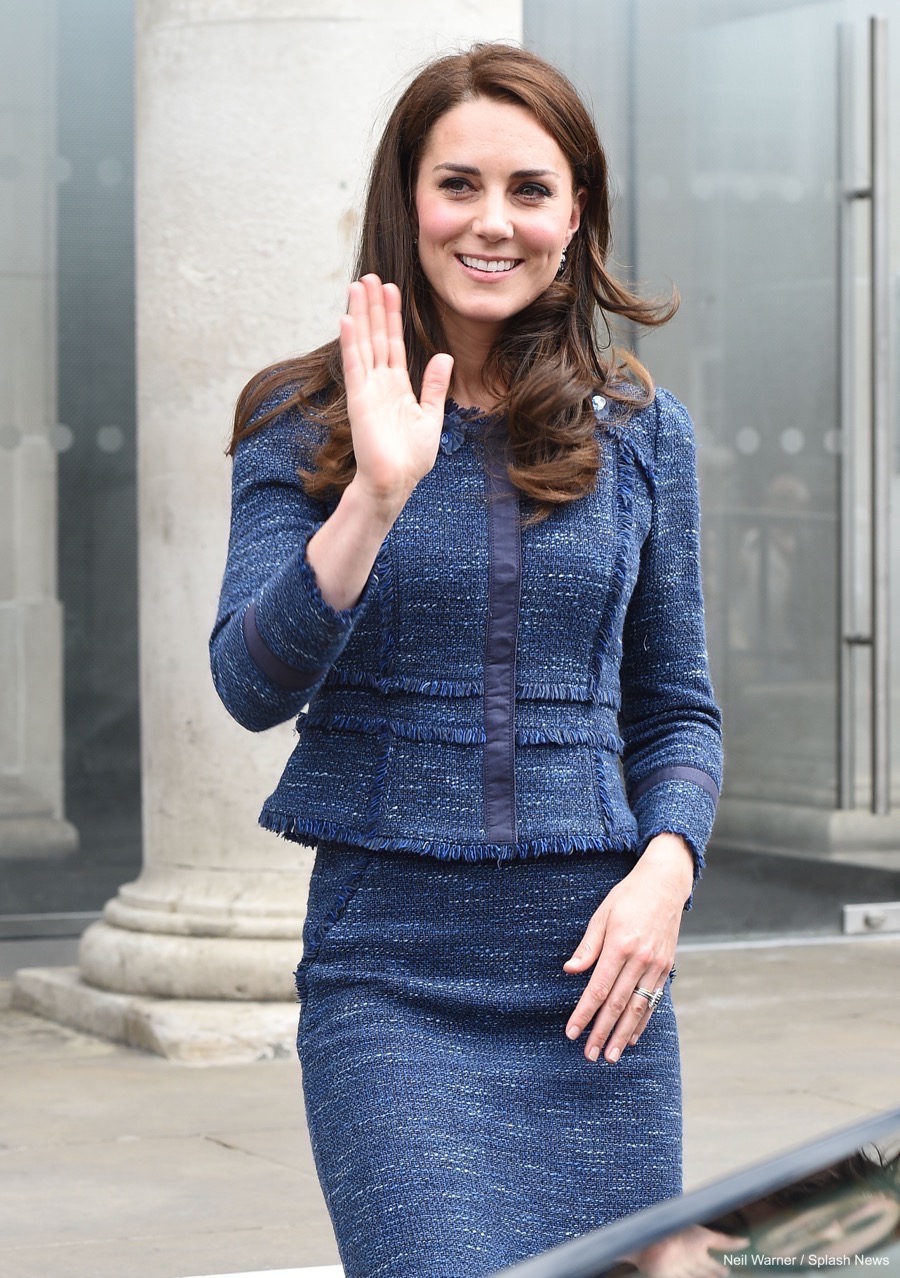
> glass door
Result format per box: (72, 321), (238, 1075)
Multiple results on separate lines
(628, 0), (845, 811)
(526, 0), (900, 935)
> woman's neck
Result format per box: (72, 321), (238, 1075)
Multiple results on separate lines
(441, 315), (503, 412)
(450, 378), (497, 413)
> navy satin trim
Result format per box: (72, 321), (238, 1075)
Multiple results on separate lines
(629, 765), (720, 807)
(483, 435), (521, 844)
(242, 601), (328, 691)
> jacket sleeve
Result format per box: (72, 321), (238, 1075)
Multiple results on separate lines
(618, 388), (723, 877)
(209, 399), (378, 732)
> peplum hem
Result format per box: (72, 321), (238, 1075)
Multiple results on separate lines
(260, 808), (639, 864)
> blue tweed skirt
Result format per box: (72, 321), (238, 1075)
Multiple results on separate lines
(295, 841), (682, 1278)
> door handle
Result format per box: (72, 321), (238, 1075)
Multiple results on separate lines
(838, 15), (890, 815)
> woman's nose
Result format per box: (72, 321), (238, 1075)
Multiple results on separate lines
(472, 192), (513, 240)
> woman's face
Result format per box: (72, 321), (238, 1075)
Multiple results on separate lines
(413, 96), (585, 352)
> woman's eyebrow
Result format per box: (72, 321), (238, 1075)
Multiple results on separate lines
(431, 162), (560, 179)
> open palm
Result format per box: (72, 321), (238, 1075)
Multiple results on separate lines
(340, 273), (453, 508)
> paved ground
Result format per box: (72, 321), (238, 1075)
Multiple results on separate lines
(1, 934), (898, 1278)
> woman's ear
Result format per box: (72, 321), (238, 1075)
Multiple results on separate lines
(567, 188), (587, 241)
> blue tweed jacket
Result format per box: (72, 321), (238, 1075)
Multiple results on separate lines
(210, 387), (722, 870)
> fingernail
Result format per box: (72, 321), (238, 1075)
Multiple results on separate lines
(607, 1047), (620, 1063)
(587, 1045), (600, 1062)
(565, 1024), (579, 1040)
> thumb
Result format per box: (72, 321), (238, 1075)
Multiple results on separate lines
(419, 352), (454, 418)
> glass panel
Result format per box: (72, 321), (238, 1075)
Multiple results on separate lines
(494, 1106), (900, 1277)
(0, 0), (139, 923)
(56, 0), (140, 907)
(528, 0), (843, 808)
(633, 0), (843, 808)
(885, 6), (900, 814)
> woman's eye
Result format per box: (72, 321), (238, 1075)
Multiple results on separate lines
(517, 183), (552, 200)
(439, 177), (473, 194)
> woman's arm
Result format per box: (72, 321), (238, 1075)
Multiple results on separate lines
(618, 389), (723, 875)
(562, 390), (723, 1063)
(209, 276), (452, 731)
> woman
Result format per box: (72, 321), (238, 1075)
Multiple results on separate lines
(210, 42), (722, 1278)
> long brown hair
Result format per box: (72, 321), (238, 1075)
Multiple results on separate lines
(229, 43), (676, 522)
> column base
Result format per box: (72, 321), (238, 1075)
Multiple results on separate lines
(0, 813), (78, 859)
(12, 966), (299, 1064)
(714, 797), (900, 870)
(78, 919), (301, 1000)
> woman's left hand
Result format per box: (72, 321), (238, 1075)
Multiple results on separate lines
(562, 833), (695, 1063)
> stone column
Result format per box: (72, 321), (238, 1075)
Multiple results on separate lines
(15, 0), (521, 1061)
(0, 0), (78, 862)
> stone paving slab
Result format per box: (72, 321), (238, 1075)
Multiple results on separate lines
(1, 936), (898, 1278)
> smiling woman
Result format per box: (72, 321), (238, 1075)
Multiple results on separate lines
(210, 41), (722, 1278)
(413, 97), (586, 373)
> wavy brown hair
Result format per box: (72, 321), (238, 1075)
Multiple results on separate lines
(229, 43), (677, 523)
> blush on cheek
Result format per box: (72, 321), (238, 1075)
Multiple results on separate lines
(417, 206), (463, 247)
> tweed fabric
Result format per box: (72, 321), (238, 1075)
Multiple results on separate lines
(297, 841), (683, 1278)
(209, 388), (722, 872)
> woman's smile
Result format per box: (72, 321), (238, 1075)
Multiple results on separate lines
(457, 253), (523, 277)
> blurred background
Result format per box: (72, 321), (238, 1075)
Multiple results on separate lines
(2, 0), (900, 976)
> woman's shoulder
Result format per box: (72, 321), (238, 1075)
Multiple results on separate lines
(600, 384), (696, 448)
(233, 377), (330, 467)
(230, 378), (332, 488)
(650, 386), (696, 433)
(593, 384), (698, 493)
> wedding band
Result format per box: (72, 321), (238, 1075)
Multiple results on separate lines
(634, 986), (665, 1013)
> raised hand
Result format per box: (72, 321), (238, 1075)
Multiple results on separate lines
(304, 274), (451, 614)
(340, 273), (453, 514)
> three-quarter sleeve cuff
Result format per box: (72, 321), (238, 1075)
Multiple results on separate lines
(247, 525), (378, 686)
(242, 602), (329, 691)
(629, 770), (720, 893)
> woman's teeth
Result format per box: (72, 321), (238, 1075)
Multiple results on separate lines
(459, 256), (518, 273)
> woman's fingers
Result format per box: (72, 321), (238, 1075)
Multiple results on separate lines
(346, 280), (373, 372)
(384, 283), (407, 370)
(346, 274), (398, 372)
(562, 908), (672, 1062)
(362, 274), (389, 367)
(566, 948), (663, 1063)
(585, 963), (669, 1063)
(339, 313), (364, 393)
(419, 353), (454, 418)
(563, 943), (620, 1042)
